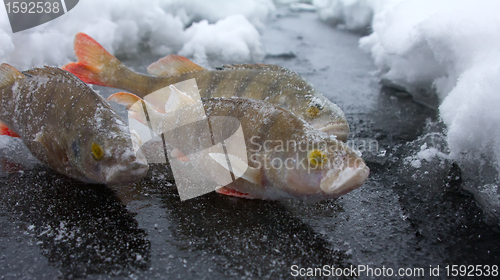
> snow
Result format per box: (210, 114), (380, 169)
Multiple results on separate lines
(0, 0), (275, 69)
(362, 1), (500, 175)
(405, 142), (449, 169)
(314, 0), (500, 218)
(179, 15), (264, 68)
(312, 0), (402, 32)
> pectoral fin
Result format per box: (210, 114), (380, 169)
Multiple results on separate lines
(209, 152), (261, 185)
(34, 129), (68, 163)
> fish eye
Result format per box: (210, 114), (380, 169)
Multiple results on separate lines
(306, 105), (322, 118)
(91, 142), (104, 160)
(308, 149), (327, 167)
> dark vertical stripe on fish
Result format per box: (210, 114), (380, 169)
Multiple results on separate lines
(262, 75), (284, 100)
(235, 70), (259, 97)
(205, 71), (226, 97)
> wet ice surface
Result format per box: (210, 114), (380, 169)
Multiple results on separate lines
(1, 10), (500, 279)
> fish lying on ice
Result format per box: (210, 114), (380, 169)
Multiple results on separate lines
(0, 64), (148, 184)
(63, 32), (351, 142)
(108, 89), (369, 201)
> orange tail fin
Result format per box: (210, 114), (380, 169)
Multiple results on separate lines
(62, 32), (122, 87)
(0, 122), (20, 138)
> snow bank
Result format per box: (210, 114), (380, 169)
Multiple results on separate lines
(312, 0), (401, 32)
(313, 0), (500, 218)
(0, 0), (275, 69)
(359, 0), (500, 175)
(179, 15), (264, 68)
(314, 0), (500, 218)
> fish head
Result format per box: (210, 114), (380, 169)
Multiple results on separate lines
(261, 136), (369, 201)
(66, 116), (148, 185)
(302, 95), (350, 142)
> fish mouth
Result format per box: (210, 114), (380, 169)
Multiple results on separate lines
(319, 163), (369, 196)
(104, 158), (149, 184)
(320, 122), (350, 142)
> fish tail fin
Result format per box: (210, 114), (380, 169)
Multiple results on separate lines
(62, 32), (126, 88)
(0, 122), (20, 138)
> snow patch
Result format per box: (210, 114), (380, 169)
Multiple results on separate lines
(405, 142), (449, 169)
(317, 0), (500, 219)
(0, 0), (275, 69)
(179, 15), (265, 68)
(313, 0), (402, 31)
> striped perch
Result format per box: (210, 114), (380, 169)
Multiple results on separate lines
(63, 32), (351, 142)
(108, 88), (369, 202)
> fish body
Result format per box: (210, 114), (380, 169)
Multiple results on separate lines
(110, 91), (369, 201)
(63, 33), (350, 142)
(0, 64), (148, 184)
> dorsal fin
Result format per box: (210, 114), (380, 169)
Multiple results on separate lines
(0, 64), (25, 88)
(215, 63), (292, 73)
(147, 55), (206, 76)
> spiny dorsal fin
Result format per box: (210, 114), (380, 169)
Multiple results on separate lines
(147, 55), (206, 76)
(0, 63), (25, 88)
(215, 63), (292, 73)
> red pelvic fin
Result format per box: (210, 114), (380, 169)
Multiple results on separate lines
(215, 187), (256, 199)
(0, 122), (20, 138)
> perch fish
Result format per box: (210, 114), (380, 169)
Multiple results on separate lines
(0, 64), (148, 184)
(63, 32), (351, 142)
(109, 89), (369, 202)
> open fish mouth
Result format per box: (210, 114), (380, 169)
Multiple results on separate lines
(319, 163), (370, 196)
(320, 122), (350, 142)
(104, 159), (149, 184)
